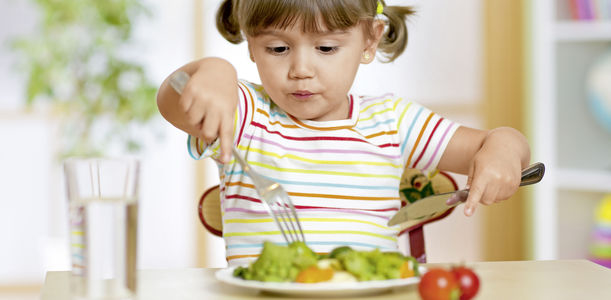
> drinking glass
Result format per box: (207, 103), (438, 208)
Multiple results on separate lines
(63, 158), (139, 299)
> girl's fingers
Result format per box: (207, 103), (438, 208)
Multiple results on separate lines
(197, 108), (235, 164)
(464, 162), (489, 216)
(185, 96), (207, 128)
(464, 183), (484, 217)
(200, 111), (220, 145)
(178, 92), (194, 114)
(218, 115), (234, 164)
(463, 163), (477, 216)
(480, 186), (500, 206)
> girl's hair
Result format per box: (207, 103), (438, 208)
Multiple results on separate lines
(216, 0), (415, 62)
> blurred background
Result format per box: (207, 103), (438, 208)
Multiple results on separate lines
(2, 0), (611, 299)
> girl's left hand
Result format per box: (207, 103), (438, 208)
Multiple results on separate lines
(438, 126), (531, 216)
(462, 149), (523, 216)
(461, 126), (531, 216)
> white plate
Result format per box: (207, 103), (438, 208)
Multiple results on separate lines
(215, 265), (425, 297)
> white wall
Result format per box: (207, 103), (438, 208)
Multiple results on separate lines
(0, 0), (199, 285)
(199, 0), (484, 263)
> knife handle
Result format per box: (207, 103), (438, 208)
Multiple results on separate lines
(519, 162), (545, 187)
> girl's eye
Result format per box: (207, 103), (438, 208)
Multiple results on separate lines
(266, 46), (289, 54)
(317, 46), (338, 53)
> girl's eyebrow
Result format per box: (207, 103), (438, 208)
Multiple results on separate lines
(257, 29), (350, 37)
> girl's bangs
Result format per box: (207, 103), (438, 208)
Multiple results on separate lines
(239, 0), (370, 35)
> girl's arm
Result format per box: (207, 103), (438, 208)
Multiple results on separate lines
(437, 126), (531, 216)
(157, 57), (238, 163)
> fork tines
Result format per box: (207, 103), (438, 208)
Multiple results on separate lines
(269, 192), (305, 244)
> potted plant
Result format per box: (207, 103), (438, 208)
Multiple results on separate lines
(12, 0), (158, 157)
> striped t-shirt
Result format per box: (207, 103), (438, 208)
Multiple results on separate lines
(188, 81), (459, 266)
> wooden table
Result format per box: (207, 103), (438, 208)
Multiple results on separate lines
(41, 260), (611, 299)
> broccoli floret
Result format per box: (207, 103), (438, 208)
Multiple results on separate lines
(339, 250), (376, 281)
(234, 241), (318, 282)
(375, 251), (409, 279)
(328, 246), (353, 258)
(289, 241), (318, 269)
(336, 249), (413, 281)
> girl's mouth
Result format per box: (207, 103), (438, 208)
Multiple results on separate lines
(291, 91), (315, 100)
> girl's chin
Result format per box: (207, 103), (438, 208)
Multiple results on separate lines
(285, 109), (324, 121)
(289, 113), (320, 120)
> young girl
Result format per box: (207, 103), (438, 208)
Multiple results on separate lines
(157, 0), (530, 265)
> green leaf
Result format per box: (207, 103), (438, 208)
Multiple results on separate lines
(11, 0), (159, 157)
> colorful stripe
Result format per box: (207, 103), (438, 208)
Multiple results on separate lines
(225, 217), (399, 230)
(242, 134), (401, 159)
(411, 117), (443, 168)
(406, 112), (434, 166)
(224, 207), (396, 219)
(227, 240), (395, 250)
(422, 121), (456, 170)
(246, 160), (401, 179)
(224, 171), (398, 190)
(225, 230), (396, 241)
(238, 146), (402, 168)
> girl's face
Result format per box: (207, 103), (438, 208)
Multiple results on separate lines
(247, 20), (383, 121)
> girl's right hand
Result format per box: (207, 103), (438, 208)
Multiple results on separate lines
(157, 58), (238, 163)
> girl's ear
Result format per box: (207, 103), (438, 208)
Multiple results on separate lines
(361, 20), (385, 64)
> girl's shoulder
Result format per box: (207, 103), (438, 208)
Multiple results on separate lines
(354, 92), (414, 111)
(238, 80), (269, 100)
(355, 92), (399, 103)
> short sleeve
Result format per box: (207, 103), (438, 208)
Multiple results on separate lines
(186, 80), (259, 161)
(395, 99), (460, 175)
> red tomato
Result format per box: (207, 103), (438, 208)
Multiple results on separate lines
(451, 266), (480, 300)
(418, 268), (461, 300)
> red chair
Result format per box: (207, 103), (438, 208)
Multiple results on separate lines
(198, 169), (457, 263)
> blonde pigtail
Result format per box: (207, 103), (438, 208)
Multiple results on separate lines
(216, 0), (244, 44)
(377, 5), (416, 62)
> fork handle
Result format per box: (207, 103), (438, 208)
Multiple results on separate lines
(232, 148), (251, 173)
(232, 147), (262, 183)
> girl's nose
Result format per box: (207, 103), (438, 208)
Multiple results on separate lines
(288, 51), (314, 79)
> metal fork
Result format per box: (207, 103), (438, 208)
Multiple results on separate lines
(231, 148), (305, 243)
(169, 70), (305, 243)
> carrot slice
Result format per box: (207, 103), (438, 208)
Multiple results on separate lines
(295, 266), (334, 283)
(400, 261), (415, 278)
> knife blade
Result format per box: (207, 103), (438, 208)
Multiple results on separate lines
(387, 162), (545, 226)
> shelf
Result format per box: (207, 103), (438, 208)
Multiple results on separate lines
(555, 21), (611, 41)
(557, 168), (611, 192)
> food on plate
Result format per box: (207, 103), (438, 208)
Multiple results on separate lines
(232, 241), (420, 283)
(233, 241), (318, 282)
(295, 265), (334, 283)
(418, 266), (480, 300)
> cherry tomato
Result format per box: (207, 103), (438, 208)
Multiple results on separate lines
(418, 268), (460, 300)
(451, 266), (480, 300)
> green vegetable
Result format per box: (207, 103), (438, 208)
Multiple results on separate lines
(234, 241), (318, 282)
(233, 242), (418, 282)
(328, 246), (353, 258)
(334, 248), (414, 281)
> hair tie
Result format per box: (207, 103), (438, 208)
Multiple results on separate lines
(376, 1), (384, 15)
